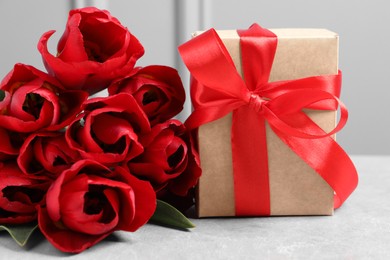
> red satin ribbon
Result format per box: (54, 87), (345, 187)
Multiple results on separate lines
(179, 24), (358, 216)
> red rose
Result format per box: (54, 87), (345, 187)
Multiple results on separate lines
(38, 7), (144, 94)
(38, 160), (156, 253)
(128, 120), (201, 196)
(66, 93), (150, 165)
(18, 132), (80, 178)
(0, 64), (87, 133)
(108, 65), (185, 126)
(0, 162), (50, 224)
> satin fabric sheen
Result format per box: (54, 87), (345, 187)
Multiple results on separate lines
(179, 24), (358, 216)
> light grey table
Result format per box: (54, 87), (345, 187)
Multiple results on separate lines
(1, 155), (389, 259)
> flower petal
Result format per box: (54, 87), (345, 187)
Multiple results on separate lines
(114, 167), (156, 232)
(38, 206), (110, 253)
(57, 13), (89, 62)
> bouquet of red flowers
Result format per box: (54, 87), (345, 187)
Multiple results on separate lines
(0, 7), (200, 253)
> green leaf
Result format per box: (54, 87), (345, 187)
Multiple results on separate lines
(0, 223), (38, 247)
(149, 200), (195, 230)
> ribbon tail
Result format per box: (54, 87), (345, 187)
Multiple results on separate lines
(272, 122), (358, 209)
(232, 106), (270, 216)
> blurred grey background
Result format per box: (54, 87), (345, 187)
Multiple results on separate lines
(0, 0), (387, 155)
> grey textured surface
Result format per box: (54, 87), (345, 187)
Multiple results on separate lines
(0, 155), (388, 259)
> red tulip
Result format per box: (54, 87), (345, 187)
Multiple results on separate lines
(66, 93), (150, 165)
(128, 120), (201, 196)
(38, 160), (156, 253)
(38, 7), (144, 94)
(0, 63), (88, 133)
(18, 132), (80, 178)
(0, 162), (51, 224)
(108, 65), (185, 126)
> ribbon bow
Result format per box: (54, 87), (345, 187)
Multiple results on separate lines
(179, 24), (358, 216)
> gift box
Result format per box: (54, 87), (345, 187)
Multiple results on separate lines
(179, 24), (358, 217)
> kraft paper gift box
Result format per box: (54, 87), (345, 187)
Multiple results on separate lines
(179, 25), (357, 217)
(187, 27), (342, 217)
